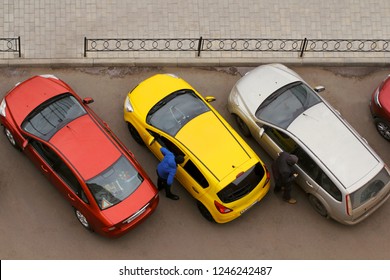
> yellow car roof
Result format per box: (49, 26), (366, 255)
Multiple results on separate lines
(176, 111), (251, 181)
(129, 74), (195, 120)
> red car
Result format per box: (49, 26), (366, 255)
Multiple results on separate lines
(0, 75), (159, 238)
(370, 74), (390, 141)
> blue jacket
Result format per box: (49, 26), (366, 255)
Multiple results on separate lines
(157, 147), (177, 186)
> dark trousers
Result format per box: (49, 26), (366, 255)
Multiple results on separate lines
(156, 170), (173, 196)
(274, 178), (292, 200)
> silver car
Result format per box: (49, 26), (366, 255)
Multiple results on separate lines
(228, 63), (390, 225)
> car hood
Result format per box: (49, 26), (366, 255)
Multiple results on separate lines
(176, 111), (251, 181)
(288, 102), (380, 189)
(380, 78), (390, 114)
(5, 75), (71, 127)
(129, 74), (196, 120)
(235, 64), (301, 115)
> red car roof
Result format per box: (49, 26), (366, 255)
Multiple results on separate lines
(5, 76), (71, 127)
(50, 114), (121, 180)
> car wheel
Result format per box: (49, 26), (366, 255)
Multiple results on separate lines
(197, 201), (216, 223)
(234, 115), (251, 137)
(308, 194), (328, 217)
(74, 208), (93, 232)
(127, 122), (145, 145)
(374, 118), (390, 141)
(3, 127), (20, 150)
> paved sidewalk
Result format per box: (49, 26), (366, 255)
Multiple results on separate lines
(1, 0), (390, 66)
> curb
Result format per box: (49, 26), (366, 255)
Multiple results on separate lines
(1, 57), (390, 68)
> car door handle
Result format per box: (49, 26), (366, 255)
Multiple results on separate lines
(306, 181), (314, 188)
(67, 193), (76, 201)
(192, 186), (199, 194)
(41, 165), (49, 172)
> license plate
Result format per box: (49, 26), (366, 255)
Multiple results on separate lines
(240, 200), (258, 214)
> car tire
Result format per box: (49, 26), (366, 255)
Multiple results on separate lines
(308, 194), (328, 217)
(234, 115), (251, 137)
(127, 122), (145, 146)
(3, 127), (20, 150)
(74, 208), (93, 232)
(374, 118), (390, 141)
(197, 201), (216, 223)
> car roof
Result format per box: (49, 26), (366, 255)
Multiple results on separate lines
(235, 64), (301, 115)
(5, 75), (72, 127)
(176, 111), (251, 181)
(288, 100), (380, 189)
(129, 74), (194, 120)
(50, 114), (121, 180)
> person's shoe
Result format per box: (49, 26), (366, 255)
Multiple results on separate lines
(283, 198), (297, 204)
(166, 193), (179, 200)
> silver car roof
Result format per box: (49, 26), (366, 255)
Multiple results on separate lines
(288, 102), (380, 189)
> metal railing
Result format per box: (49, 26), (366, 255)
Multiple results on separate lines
(84, 37), (390, 57)
(0, 37), (21, 57)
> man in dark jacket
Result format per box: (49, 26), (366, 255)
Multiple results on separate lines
(157, 147), (184, 200)
(272, 151), (299, 204)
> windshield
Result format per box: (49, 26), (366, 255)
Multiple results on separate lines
(86, 156), (144, 210)
(22, 94), (86, 141)
(255, 82), (321, 129)
(146, 89), (210, 136)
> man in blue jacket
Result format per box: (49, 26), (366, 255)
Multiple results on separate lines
(157, 147), (185, 200)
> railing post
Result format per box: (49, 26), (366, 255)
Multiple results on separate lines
(300, 37), (308, 57)
(18, 36), (21, 57)
(84, 37), (87, 57)
(197, 36), (203, 57)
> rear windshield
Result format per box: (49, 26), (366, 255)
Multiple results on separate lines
(86, 156), (144, 210)
(217, 163), (265, 203)
(22, 94), (86, 141)
(350, 167), (390, 209)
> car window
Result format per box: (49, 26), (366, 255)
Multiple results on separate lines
(22, 94), (86, 141)
(146, 89), (209, 136)
(86, 156), (143, 210)
(256, 82), (321, 129)
(148, 130), (185, 157)
(350, 167), (390, 209)
(264, 126), (342, 201)
(30, 139), (84, 197)
(183, 160), (209, 188)
(218, 163), (265, 203)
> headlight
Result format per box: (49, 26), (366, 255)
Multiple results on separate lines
(0, 99), (6, 117)
(229, 86), (240, 106)
(373, 88), (382, 108)
(124, 96), (133, 112)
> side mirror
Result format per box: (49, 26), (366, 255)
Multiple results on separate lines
(205, 96), (216, 103)
(314, 86), (325, 93)
(83, 97), (94, 105)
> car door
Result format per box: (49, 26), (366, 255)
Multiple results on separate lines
(258, 125), (320, 193)
(145, 129), (208, 199)
(25, 139), (91, 211)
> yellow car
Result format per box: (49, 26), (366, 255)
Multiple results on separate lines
(124, 74), (270, 223)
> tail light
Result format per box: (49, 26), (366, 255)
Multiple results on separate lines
(214, 200), (233, 214)
(346, 194), (352, 216)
